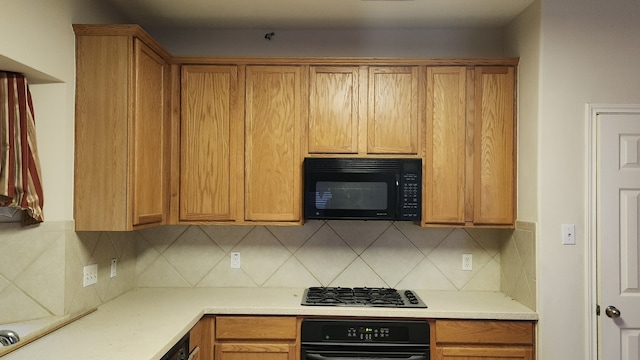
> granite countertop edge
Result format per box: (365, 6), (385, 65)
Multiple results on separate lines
(1, 287), (538, 360)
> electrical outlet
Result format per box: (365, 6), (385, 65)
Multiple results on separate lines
(110, 258), (117, 278)
(83, 264), (98, 287)
(462, 254), (473, 271)
(230, 252), (241, 269)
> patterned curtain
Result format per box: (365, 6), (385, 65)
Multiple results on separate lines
(0, 71), (44, 226)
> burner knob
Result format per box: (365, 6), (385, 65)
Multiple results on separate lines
(405, 290), (419, 304)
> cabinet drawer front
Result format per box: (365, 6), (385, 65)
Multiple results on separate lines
(216, 316), (297, 340)
(438, 346), (533, 359)
(435, 320), (533, 345)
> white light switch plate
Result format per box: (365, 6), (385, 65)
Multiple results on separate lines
(562, 224), (576, 245)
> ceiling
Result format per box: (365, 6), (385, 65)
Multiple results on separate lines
(104, 0), (535, 30)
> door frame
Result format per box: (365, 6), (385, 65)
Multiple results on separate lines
(586, 103), (640, 360)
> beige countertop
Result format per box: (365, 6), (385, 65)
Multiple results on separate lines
(1, 288), (537, 360)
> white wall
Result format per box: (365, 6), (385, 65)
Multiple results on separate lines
(505, 2), (540, 224)
(512, 0), (640, 358)
(0, 0), (126, 221)
(151, 27), (505, 58)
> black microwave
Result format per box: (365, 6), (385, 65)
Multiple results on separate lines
(304, 158), (422, 221)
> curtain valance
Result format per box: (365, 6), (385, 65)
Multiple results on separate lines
(0, 71), (44, 225)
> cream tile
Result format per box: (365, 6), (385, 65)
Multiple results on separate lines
(233, 227), (292, 286)
(107, 251), (136, 299)
(466, 228), (511, 257)
(107, 231), (140, 259)
(462, 258), (501, 291)
(329, 258), (387, 288)
(0, 274), (9, 293)
(268, 220), (323, 252)
(360, 226), (424, 287)
(136, 257), (191, 287)
(163, 227), (225, 285)
(396, 223), (453, 256)
(396, 258), (457, 291)
(201, 225), (254, 253)
(197, 261), (257, 287)
(328, 220), (392, 254)
(72, 231), (100, 264)
(500, 237), (521, 293)
(513, 268), (535, 310)
(135, 236), (161, 276)
(427, 229), (492, 289)
(14, 237), (65, 315)
(67, 284), (101, 317)
(294, 225), (357, 285)
(0, 227), (57, 281)
(0, 284), (50, 324)
(90, 233), (119, 302)
(138, 225), (188, 253)
(263, 257), (321, 288)
(64, 239), (83, 315)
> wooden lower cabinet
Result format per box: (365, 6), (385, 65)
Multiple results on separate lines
(190, 316), (214, 360)
(213, 316), (297, 360)
(215, 344), (295, 360)
(433, 320), (535, 360)
(436, 346), (533, 360)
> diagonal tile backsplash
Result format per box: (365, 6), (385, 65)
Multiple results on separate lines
(135, 220), (536, 311)
(0, 219), (535, 325)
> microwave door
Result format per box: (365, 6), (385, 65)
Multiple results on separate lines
(305, 172), (396, 220)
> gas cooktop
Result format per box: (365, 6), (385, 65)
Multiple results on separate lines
(301, 287), (427, 308)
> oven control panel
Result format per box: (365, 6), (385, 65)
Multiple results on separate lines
(347, 326), (393, 341)
(323, 324), (409, 342)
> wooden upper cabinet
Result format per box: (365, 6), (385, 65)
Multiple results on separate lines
(367, 66), (419, 154)
(424, 67), (467, 224)
(133, 40), (167, 227)
(180, 65), (240, 222)
(244, 66), (303, 222)
(423, 65), (516, 227)
(73, 25), (170, 231)
(473, 66), (516, 225)
(307, 66), (360, 154)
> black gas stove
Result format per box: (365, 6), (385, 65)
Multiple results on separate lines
(301, 287), (427, 308)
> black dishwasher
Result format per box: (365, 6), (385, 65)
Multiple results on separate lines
(301, 319), (430, 359)
(160, 332), (189, 360)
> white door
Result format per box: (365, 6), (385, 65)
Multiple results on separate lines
(598, 112), (640, 360)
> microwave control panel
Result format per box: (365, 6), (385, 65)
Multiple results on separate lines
(400, 171), (421, 220)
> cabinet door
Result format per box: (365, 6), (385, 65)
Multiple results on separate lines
(215, 343), (295, 360)
(435, 346), (533, 360)
(307, 66), (360, 154)
(473, 67), (515, 225)
(367, 66), (419, 154)
(245, 66), (303, 222)
(180, 65), (240, 221)
(132, 39), (168, 226)
(74, 35), (129, 230)
(424, 67), (467, 224)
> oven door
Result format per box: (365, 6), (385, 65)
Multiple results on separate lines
(301, 345), (429, 360)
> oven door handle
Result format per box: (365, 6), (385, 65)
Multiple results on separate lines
(305, 354), (427, 360)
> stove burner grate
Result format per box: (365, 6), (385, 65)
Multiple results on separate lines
(302, 287), (427, 308)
